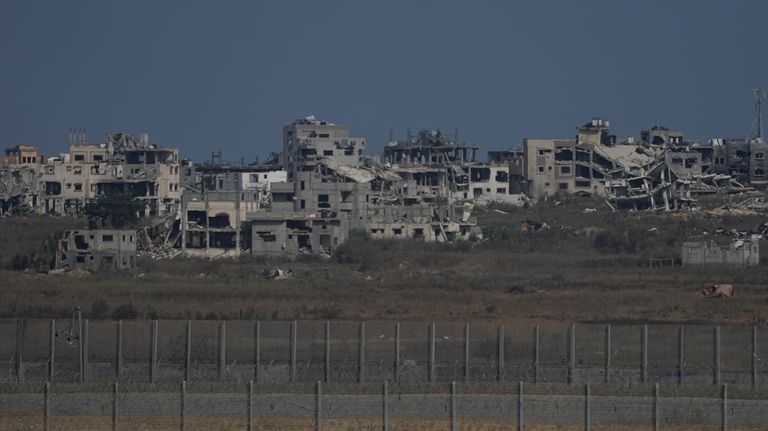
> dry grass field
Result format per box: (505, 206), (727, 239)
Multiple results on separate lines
(1, 194), (766, 325)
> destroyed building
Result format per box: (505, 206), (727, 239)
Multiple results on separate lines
(55, 229), (137, 271)
(240, 119), (482, 257)
(682, 238), (760, 267)
(282, 116), (365, 182)
(521, 118), (754, 210)
(0, 132), (182, 216)
(383, 129), (527, 206)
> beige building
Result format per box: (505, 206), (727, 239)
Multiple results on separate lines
(40, 133), (181, 216)
(282, 116), (365, 181)
(55, 229), (137, 271)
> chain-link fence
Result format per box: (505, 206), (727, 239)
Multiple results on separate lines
(1, 381), (767, 430)
(0, 319), (765, 386)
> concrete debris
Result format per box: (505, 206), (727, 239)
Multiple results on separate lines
(702, 284), (734, 298)
(263, 268), (294, 280)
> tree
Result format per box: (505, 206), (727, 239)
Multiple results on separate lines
(84, 193), (145, 229)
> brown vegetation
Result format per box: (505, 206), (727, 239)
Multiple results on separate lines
(1, 195), (767, 324)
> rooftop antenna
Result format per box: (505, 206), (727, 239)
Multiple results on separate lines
(749, 88), (766, 142)
(454, 126), (459, 146)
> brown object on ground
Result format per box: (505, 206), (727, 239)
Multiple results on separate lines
(703, 284), (734, 298)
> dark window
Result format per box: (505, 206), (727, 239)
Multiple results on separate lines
(323, 150), (333, 156)
(74, 154), (85, 161)
(93, 154), (103, 161)
(103, 235), (114, 242)
(559, 183), (569, 190)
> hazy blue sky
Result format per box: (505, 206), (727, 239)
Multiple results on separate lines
(1, 1), (767, 162)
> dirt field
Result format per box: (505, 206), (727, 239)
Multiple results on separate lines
(1, 195), (767, 325)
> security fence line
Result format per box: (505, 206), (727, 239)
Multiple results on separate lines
(1, 381), (767, 431)
(1, 318), (764, 386)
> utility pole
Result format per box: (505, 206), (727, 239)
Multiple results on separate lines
(752, 88), (766, 142)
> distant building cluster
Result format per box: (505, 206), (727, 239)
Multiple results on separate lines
(0, 112), (766, 268)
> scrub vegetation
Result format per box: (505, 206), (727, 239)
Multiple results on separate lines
(1, 195), (766, 324)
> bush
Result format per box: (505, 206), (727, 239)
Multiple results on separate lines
(111, 303), (139, 320)
(7, 253), (30, 271)
(89, 299), (110, 319)
(593, 227), (653, 254)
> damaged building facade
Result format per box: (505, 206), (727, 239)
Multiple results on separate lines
(0, 132), (181, 216)
(55, 229), (137, 271)
(682, 239), (760, 267)
(522, 118), (758, 210)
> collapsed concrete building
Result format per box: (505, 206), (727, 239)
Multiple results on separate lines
(55, 229), (137, 271)
(383, 129), (527, 206)
(522, 118), (757, 210)
(166, 118), (483, 258)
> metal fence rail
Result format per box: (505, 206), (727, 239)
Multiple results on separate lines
(1, 381), (767, 430)
(1, 319), (765, 386)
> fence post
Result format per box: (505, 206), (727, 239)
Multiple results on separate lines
(219, 320), (226, 380)
(113, 381), (119, 431)
(16, 318), (24, 382)
(429, 322), (435, 383)
(605, 324), (611, 384)
(383, 381), (389, 431)
(116, 320), (122, 379)
(290, 321), (297, 383)
(678, 325), (685, 385)
(394, 322), (400, 382)
(82, 319), (89, 383)
(585, 383), (591, 431)
(44, 381), (50, 431)
(518, 381), (524, 431)
(315, 381), (322, 431)
(497, 324), (505, 383)
(753, 325), (758, 387)
(185, 320), (191, 381)
(450, 381), (456, 431)
(77, 311), (83, 383)
(642, 325), (648, 384)
(48, 319), (55, 382)
(324, 321), (330, 383)
(150, 320), (158, 383)
(569, 324), (575, 385)
(181, 380), (187, 431)
(654, 383), (659, 431)
(533, 325), (539, 384)
(464, 322), (470, 383)
(714, 326), (721, 386)
(254, 321), (260, 383)
(359, 321), (366, 383)
(722, 383), (728, 431)
(247, 380), (253, 431)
